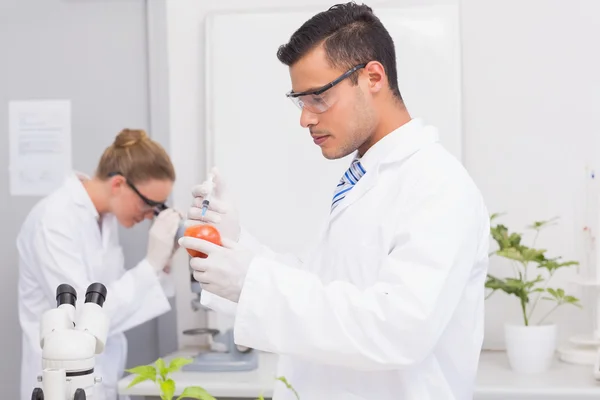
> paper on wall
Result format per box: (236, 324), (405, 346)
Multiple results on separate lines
(8, 100), (72, 196)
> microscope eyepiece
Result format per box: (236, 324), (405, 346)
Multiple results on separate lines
(56, 283), (77, 307)
(85, 283), (107, 307)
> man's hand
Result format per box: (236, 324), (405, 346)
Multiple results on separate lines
(178, 235), (255, 302)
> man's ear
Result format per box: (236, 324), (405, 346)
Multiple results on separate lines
(364, 61), (386, 94)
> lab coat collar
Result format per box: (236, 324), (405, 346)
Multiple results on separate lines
(357, 118), (428, 172)
(65, 171), (100, 221)
(329, 118), (439, 220)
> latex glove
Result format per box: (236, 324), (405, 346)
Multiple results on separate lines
(146, 208), (182, 274)
(178, 235), (254, 303)
(186, 167), (241, 242)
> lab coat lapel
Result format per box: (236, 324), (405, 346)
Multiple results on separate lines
(328, 122), (440, 221)
(64, 172), (104, 278)
(65, 172), (124, 282)
(328, 167), (376, 220)
(98, 215), (125, 284)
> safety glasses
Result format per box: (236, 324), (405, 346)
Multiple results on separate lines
(107, 172), (168, 216)
(286, 63), (367, 114)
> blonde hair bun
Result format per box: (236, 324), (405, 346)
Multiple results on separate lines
(113, 129), (149, 149)
(96, 128), (175, 183)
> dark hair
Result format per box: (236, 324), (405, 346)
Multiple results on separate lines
(276, 2), (401, 100)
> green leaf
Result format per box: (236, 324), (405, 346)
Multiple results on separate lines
(160, 379), (175, 400)
(496, 247), (546, 264)
(167, 357), (193, 373)
(544, 288), (582, 307)
(276, 376), (300, 400)
(490, 212), (505, 221)
(527, 216), (559, 231)
(564, 295), (583, 308)
(176, 386), (216, 400)
(125, 365), (156, 383)
(484, 274), (544, 305)
(490, 224), (522, 251)
(538, 257), (579, 273)
(127, 374), (153, 389)
(156, 358), (168, 380)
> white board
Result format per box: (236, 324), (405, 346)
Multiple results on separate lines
(204, 4), (462, 255)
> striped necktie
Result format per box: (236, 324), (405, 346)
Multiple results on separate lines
(331, 158), (366, 212)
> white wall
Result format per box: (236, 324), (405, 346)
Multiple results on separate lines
(164, 0), (600, 350)
(461, 0), (600, 348)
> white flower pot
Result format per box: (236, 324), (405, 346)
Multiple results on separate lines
(504, 323), (557, 373)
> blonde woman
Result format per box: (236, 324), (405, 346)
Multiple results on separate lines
(18, 129), (182, 400)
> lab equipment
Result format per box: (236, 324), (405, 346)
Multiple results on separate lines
(558, 165), (600, 380)
(189, 168), (241, 242)
(180, 269), (257, 372)
(201, 174), (214, 218)
(31, 282), (109, 400)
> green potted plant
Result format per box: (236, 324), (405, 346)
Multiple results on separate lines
(486, 213), (581, 373)
(125, 357), (215, 400)
(126, 356), (299, 399)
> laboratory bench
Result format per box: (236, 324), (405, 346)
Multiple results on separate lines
(118, 349), (600, 400)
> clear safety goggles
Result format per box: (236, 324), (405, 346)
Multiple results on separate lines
(286, 63), (367, 114)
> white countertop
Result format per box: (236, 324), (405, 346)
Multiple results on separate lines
(118, 349), (600, 399)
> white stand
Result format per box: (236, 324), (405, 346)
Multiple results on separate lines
(557, 276), (600, 366)
(558, 165), (600, 379)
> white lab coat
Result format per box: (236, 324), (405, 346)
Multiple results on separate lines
(17, 172), (173, 400)
(202, 119), (490, 400)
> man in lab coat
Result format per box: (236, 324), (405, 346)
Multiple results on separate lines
(180, 2), (490, 399)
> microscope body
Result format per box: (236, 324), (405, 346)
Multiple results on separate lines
(32, 283), (109, 400)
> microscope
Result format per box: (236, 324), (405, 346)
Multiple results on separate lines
(180, 260), (258, 372)
(168, 206), (258, 372)
(31, 282), (109, 400)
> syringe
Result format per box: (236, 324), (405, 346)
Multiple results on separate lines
(200, 173), (215, 219)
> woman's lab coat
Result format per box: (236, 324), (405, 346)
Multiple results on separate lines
(17, 173), (172, 400)
(202, 119), (491, 400)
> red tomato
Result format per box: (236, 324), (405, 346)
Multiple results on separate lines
(184, 224), (222, 258)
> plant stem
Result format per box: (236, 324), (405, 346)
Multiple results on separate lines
(537, 303), (560, 325)
(532, 230), (540, 249)
(511, 261), (520, 279)
(521, 297), (529, 326)
(527, 271), (555, 321)
(524, 230), (540, 283)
